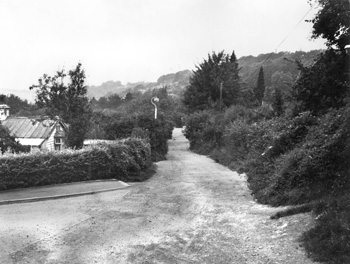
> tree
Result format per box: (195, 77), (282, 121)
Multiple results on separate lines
(97, 96), (108, 108)
(30, 63), (92, 149)
(292, 0), (350, 115)
(271, 87), (284, 116)
(293, 49), (348, 114)
(183, 51), (241, 111)
(107, 94), (122, 108)
(253, 67), (266, 106)
(123, 92), (134, 103)
(0, 125), (29, 154)
(308, 0), (350, 49)
(0, 94), (34, 116)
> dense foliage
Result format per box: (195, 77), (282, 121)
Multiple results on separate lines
(0, 94), (34, 116)
(183, 51), (240, 111)
(308, 0), (349, 49)
(30, 63), (92, 149)
(292, 49), (349, 115)
(88, 87), (177, 161)
(0, 137), (152, 190)
(183, 0), (350, 261)
(253, 67), (266, 106)
(0, 125), (30, 154)
(185, 102), (350, 262)
(103, 113), (171, 161)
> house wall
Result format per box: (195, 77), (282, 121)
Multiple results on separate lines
(45, 127), (56, 151)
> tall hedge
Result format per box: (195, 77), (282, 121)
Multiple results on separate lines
(104, 113), (173, 162)
(0, 138), (151, 191)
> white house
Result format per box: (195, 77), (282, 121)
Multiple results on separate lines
(0, 104), (10, 121)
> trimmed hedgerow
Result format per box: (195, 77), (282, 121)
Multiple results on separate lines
(104, 113), (173, 162)
(0, 137), (152, 191)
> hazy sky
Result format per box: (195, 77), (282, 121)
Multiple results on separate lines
(0, 0), (326, 101)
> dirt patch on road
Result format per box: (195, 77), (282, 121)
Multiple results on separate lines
(0, 128), (318, 264)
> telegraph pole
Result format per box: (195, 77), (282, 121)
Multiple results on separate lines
(219, 82), (223, 111)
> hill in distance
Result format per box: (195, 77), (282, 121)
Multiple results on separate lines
(87, 70), (192, 99)
(87, 50), (323, 100)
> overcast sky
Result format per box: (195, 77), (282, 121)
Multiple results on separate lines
(0, 0), (326, 101)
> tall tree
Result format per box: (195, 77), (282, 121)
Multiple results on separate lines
(254, 67), (266, 106)
(30, 63), (92, 149)
(308, 0), (349, 49)
(183, 51), (241, 111)
(292, 0), (350, 115)
(271, 87), (284, 116)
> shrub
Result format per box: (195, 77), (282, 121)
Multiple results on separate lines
(184, 110), (214, 150)
(0, 138), (152, 190)
(264, 107), (350, 205)
(222, 105), (255, 124)
(0, 125), (30, 154)
(131, 127), (150, 143)
(244, 156), (277, 204)
(301, 195), (350, 263)
(104, 113), (173, 161)
(223, 118), (253, 161)
(237, 112), (320, 205)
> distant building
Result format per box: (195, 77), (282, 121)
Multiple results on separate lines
(0, 104), (10, 121)
(1, 112), (67, 151)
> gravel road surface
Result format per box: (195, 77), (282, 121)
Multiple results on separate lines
(0, 128), (318, 264)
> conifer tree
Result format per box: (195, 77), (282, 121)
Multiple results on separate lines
(254, 67), (265, 106)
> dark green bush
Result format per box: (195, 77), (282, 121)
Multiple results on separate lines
(268, 112), (318, 159)
(184, 110), (212, 149)
(131, 127), (150, 143)
(222, 118), (253, 161)
(301, 195), (350, 263)
(104, 113), (173, 162)
(0, 138), (152, 190)
(244, 157), (276, 204)
(0, 125), (30, 154)
(185, 105), (276, 167)
(263, 107), (350, 205)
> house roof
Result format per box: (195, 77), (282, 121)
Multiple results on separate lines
(2, 117), (58, 139)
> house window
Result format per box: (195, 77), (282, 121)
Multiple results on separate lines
(54, 137), (63, 150)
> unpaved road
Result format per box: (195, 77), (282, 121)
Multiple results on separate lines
(0, 128), (318, 264)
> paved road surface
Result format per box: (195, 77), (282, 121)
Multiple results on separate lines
(0, 128), (317, 264)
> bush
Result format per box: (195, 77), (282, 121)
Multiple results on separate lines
(223, 118), (253, 161)
(301, 195), (350, 263)
(0, 138), (152, 190)
(185, 105), (276, 168)
(262, 107), (350, 205)
(222, 105), (255, 124)
(244, 157), (277, 204)
(104, 113), (173, 162)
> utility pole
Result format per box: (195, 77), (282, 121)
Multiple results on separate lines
(219, 82), (223, 111)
